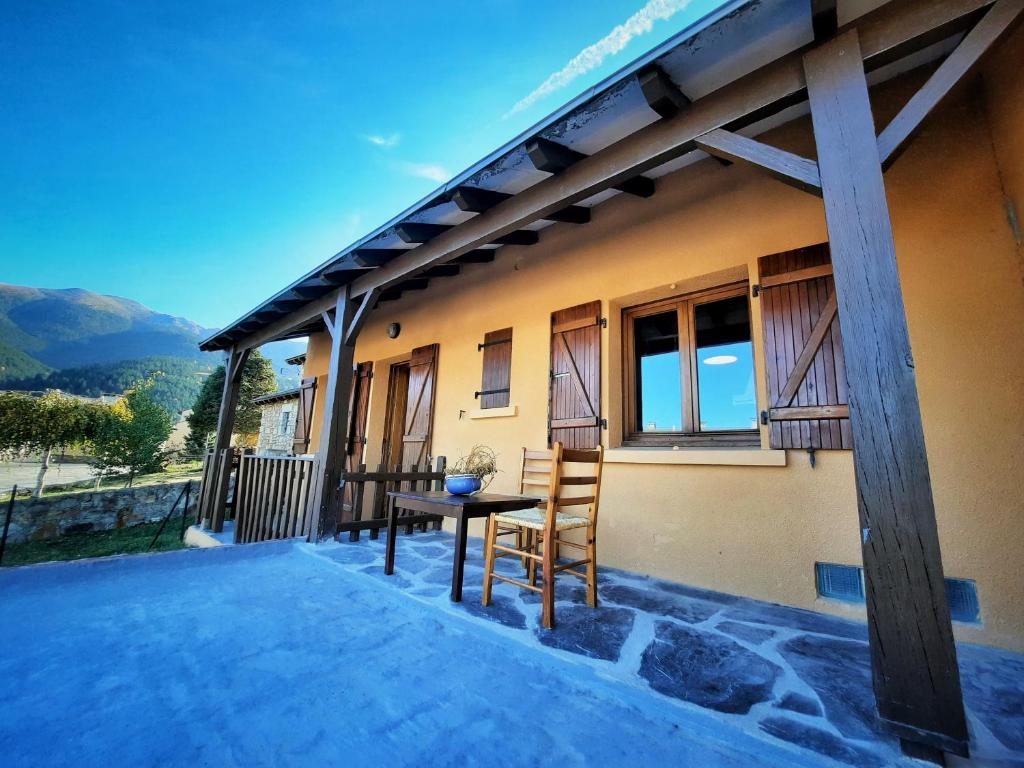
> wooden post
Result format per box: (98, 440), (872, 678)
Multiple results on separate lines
(804, 31), (967, 761)
(209, 346), (249, 532)
(305, 288), (358, 542)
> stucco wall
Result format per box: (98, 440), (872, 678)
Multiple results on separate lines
(302, 62), (1024, 651)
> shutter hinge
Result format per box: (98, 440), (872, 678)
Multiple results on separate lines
(751, 284), (761, 298)
(599, 317), (608, 328)
(760, 410), (769, 425)
(600, 418), (608, 430)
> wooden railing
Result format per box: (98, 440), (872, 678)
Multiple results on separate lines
(336, 457), (447, 541)
(233, 455), (319, 544)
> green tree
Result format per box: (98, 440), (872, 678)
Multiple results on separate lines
(0, 391), (107, 496)
(185, 349), (277, 453)
(89, 378), (174, 487)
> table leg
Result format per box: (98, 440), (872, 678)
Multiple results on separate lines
(384, 497), (398, 575)
(450, 510), (468, 602)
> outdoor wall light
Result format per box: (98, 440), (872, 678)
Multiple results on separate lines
(387, 322), (401, 339)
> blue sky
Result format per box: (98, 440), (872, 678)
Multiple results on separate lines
(1, 0), (726, 329)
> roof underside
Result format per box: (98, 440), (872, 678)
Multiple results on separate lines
(200, 0), (964, 352)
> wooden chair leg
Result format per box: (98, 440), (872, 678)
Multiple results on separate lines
(586, 525), (598, 608)
(541, 528), (556, 629)
(516, 528), (528, 570)
(527, 531), (538, 586)
(482, 515), (497, 607)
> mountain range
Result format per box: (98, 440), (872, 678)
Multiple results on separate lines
(0, 283), (305, 413)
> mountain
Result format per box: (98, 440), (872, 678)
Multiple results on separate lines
(0, 284), (208, 369)
(0, 283), (308, 409)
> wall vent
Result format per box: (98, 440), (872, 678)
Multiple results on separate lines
(815, 562), (865, 603)
(945, 578), (981, 624)
(814, 563), (981, 624)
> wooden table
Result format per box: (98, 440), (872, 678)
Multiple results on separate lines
(384, 490), (540, 602)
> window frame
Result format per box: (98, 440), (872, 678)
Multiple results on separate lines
(622, 282), (760, 448)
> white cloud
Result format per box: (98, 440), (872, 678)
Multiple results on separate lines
(403, 162), (450, 183)
(363, 132), (401, 148)
(506, 0), (692, 117)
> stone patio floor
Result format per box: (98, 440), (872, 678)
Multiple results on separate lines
(322, 529), (1024, 767)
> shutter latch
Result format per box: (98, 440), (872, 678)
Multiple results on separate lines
(599, 317), (608, 328)
(751, 284), (761, 298)
(760, 410), (769, 425)
(600, 418), (608, 430)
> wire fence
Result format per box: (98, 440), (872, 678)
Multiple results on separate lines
(0, 480), (198, 568)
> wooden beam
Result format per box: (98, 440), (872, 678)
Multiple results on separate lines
(292, 278), (335, 298)
(422, 264), (460, 278)
(493, 229), (539, 246)
(346, 0), (994, 299)
(454, 250), (496, 264)
(305, 290), (358, 542)
(452, 186), (590, 224)
(397, 278), (428, 291)
(805, 29), (968, 759)
(208, 346), (250, 532)
(526, 137), (656, 198)
(811, 0), (839, 41)
(352, 249), (405, 267)
(344, 287), (379, 347)
(877, 0), (1024, 169)
(395, 222), (450, 244)
(637, 64), (691, 118)
(694, 128), (822, 195)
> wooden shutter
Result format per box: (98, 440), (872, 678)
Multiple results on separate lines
(549, 301), (602, 449)
(291, 377), (317, 455)
(759, 243), (851, 449)
(342, 362), (373, 516)
(479, 328), (512, 409)
(401, 344), (439, 466)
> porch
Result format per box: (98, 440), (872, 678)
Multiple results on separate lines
(1, 537), (1021, 767)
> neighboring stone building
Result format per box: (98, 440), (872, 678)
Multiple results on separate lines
(253, 389), (300, 455)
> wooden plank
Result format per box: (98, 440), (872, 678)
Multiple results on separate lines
(694, 128), (821, 195)
(805, 30), (968, 757)
(761, 263), (833, 288)
(769, 405), (850, 420)
(774, 293), (838, 408)
(877, 0), (1024, 168)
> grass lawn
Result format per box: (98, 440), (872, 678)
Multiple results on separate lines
(1, 517), (190, 567)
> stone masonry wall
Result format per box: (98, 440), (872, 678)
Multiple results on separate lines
(5, 480), (200, 544)
(257, 399), (298, 455)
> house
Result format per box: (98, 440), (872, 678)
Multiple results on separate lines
(195, 1), (1024, 762)
(252, 379), (317, 456)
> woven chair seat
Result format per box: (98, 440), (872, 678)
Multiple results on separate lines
(493, 508), (589, 532)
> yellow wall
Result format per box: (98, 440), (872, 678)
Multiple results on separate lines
(302, 56), (1024, 652)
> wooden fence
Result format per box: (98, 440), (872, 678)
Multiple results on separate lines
(233, 454), (318, 544)
(196, 448), (238, 532)
(337, 457), (447, 541)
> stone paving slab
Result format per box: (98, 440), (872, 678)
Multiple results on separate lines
(317, 529), (1024, 768)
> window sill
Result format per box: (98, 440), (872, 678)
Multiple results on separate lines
(468, 405), (518, 420)
(604, 447), (786, 467)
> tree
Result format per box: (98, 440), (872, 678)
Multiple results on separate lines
(0, 391), (107, 496)
(89, 378), (174, 487)
(185, 349), (277, 453)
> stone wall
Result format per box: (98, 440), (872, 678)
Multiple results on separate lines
(257, 399), (298, 455)
(4, 480), (200, 544)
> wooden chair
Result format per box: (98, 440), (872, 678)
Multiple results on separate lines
(482, 442), (604, 629)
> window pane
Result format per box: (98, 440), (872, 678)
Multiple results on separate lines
(694, 295), (757, 431)
(634, 310), (682, 431)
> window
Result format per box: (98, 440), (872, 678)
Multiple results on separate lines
(478, 328), (513, 409)
(279, 408), (292, 433)
(624, 285), (758, 446)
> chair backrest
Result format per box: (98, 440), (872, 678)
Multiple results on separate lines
(518, 443), (604, 528)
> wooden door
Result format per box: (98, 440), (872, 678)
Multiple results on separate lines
(291, 377), (317, 455)
(381, 362), (410, 468)
(549, 301), (602, 449)
(400, 344), (439, 467)
(341, 361), (373, 518)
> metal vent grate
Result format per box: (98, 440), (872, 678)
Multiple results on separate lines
(945, 578), (981, 624)
(815, 562), (865, 603)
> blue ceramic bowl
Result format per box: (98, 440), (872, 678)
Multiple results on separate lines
(445, 474), (482, 495)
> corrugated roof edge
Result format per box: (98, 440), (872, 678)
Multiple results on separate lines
(199, 0), (753, 350)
